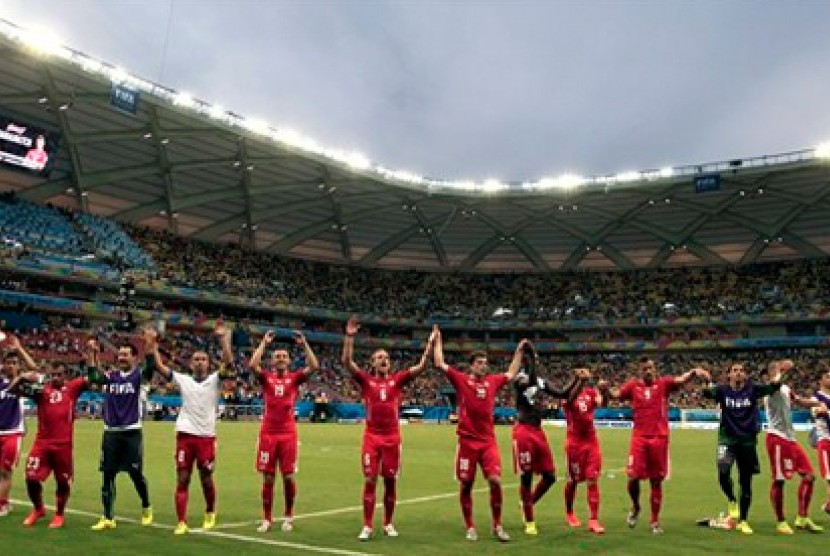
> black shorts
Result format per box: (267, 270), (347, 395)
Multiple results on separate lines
(100, 429), (144, 473)
(717, 443), (760, 476)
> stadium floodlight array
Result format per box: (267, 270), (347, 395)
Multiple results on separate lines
(2, 18), (828, 196)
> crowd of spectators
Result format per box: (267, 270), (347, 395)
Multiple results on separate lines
(127, 225), (830, 323)
(3, 321), (828, 410)
(1, 198), (829, 326)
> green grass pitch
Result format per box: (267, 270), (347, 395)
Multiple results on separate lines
(0, 421), (826, 555)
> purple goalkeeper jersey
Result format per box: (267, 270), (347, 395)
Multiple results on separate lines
(101, 368), (143, 430)
(0, 377), (25, 434)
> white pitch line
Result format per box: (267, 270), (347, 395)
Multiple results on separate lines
(292, 483), (518, 521)
(10, 499), (379, 556)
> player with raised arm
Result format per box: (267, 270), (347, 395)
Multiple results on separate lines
(12, 361), (87, 528)
(512, 340), (585, 536)
(811, 364), (830, 515)
(0, 333), (38, 517)
(701, 360), (785, 535)
(340, 317), (434, 541)
(562, 366), (605, 534)
(433, 325), (519, 542)
(599, 356), (706, 534)
(762, 360), (823, 534)
(249, 329), (320, 533)
(147, 322), (233, 535)
(85, 333), (155, 531)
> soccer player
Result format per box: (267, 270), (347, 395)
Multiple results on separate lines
(432, 325), (520, 542)
(762, 360), (823, 534)
(85, 335), (155, 531)
(147, 322), (233, 535)
(811, 364), (830, 514)
(0, 333), (38, 517)
(511, 340), (585, 536)
(340, 317), (434, 541)
(562, 366), (605, 534)
(701, 361), (785, 535)
(13, 361), (87, 528)
(249, 329), (320, 533)
(599, 357), (706, 534)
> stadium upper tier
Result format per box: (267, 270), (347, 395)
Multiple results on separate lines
(0, 20), (829, 272)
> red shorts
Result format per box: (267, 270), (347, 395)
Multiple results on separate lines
(25, 440), (73, 482)
(766, 434), (812, 480)
(511, 424), (554, 475)
(176, 432), (216, 472)
(256, 433), (298, 475)
(456, 437), (501, 482)
(817, 439), (830, 481)
(362, 433), (401, 479)
(0, 433), (23, 472)
(566, 438), (602, 482)
(627, 436), (668, 480)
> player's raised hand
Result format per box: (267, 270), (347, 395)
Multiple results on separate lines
(778, 359), (794, 373)
(5, 332), (21, 350)
(345, 317), (360, 336)
(292, 330), (306, 346)
(262, 330), (276, 345)
(214, 319), (229, 338)
(142, 326), (158, 346)
(576, 367), (591, 380)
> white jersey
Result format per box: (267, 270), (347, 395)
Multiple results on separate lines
(811, 391), (830, 442)
(765, 384), (796, 441)
(173, 371), (220, 437)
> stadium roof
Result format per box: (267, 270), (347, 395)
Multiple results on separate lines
(1, 21), (829, 273)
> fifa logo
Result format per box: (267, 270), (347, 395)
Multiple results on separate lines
(725, 397), (751, 408)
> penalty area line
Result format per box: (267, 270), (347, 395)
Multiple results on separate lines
(10, 499), (380, 556)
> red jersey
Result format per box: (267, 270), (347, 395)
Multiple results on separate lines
(563, 387), (599, 442)
(260, 370), (308, 435)
(446, 367), (509, 442)
(33, 377), (87, 444)
(618, 376), (677, 438)
(354, 370), (414, 437)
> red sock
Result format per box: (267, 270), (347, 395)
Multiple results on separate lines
(649, 480), (662, 524)
(0, 497), (7, 507)
(55, 480), (70, 517)
(587, 481), (600, 520)
(362, 481), (376, 528)
(798, 477), (814, 517)
(489, 482), (503, 528)
(383, 478), (396, 526)
(202, 478), (216, 513)
(520, 484), (534, 522)
(564, 480), (577, 514)
(261, 482), (274, 522)
(770, 481), (785, 521)
(460, 482), (474, 529)
(284, 478), (296, 518)
(175, 484), (188, 522)
(26, 480), (44, 511)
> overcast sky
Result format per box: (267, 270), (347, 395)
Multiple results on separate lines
(3, 0), (830, 181)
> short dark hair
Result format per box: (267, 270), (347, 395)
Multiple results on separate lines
(50, 362), (67, 373)
(118, 343), (139, 357)
(639, 356), (651, 364)
(3, 352), (20, 362)
(469, 351), (487, 365)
